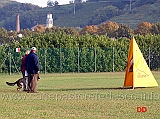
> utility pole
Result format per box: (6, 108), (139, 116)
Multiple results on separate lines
(130, 0), (132, 10)
(74, 3), (76, 14)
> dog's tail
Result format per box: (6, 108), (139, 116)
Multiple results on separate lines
(6, 81), (17, 86)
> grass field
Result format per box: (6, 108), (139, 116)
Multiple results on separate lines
(0, 72), (160, 119)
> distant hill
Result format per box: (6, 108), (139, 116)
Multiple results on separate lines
(110, 1), (160, 29)
(0, 0), (159, 30)
(0, 0), (11, 8)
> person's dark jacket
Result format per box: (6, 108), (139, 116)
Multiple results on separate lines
(25, 51), (40, 74)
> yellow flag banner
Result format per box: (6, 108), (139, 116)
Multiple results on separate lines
(124, 37), (158, 88)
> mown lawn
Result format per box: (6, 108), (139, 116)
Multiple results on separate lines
(0, 72), (160, 119)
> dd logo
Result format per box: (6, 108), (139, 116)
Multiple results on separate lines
(136, 106), (147, 112)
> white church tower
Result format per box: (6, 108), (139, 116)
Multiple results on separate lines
(46, 13), (53, 28)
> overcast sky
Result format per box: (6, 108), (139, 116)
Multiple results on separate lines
(13, 0), (70, 7)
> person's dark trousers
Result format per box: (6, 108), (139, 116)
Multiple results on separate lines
(28, 74), (38, 93)
(22, 72), (28, 91)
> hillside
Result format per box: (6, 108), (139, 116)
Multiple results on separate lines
(0, 0), (11, 8)
(110, 2), (160, 29)
(54, 0), (160, 29)
(0, 0), (160, 30)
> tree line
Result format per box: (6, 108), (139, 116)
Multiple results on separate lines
(0, 23), (159, 73)
(0, 21), (160, 45)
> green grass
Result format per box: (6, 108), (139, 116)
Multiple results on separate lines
(0, 72), (160, 119)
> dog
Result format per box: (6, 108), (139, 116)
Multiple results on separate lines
(6, 78), (24, 91)
(6, 75), (40, 91)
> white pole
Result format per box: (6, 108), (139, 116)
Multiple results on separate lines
(113, 47), (114, 72)
(74, 3), (76, 14)
(78, 47), (80, 73)
(45, 48), (46, 74)
(149, 47), (150, 69)
(60, 46), (62, 73)
(130, 0), (132, 10)
(94, 48), (96, 72)
(9, 47), (11, 75)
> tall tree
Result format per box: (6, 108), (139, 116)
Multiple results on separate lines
(79, 25), (98, 35)
(98, 21), (119, 37)
(0, 27), (8, 44)
(134, 22), (152, 35)
(47, 0), (54, 7)
(150, 22), (160, 35)
(115, 24), (133, 38)
(34, 25), (46, 33)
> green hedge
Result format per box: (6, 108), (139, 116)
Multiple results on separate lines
(0, 33), (159, 73)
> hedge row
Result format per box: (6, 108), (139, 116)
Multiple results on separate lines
(0, 34), (159, 73)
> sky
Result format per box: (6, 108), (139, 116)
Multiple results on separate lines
(13, 0), (70, 7)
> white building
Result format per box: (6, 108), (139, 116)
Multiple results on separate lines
(31, 13), (53, 31)
(46, 13), (53, 28)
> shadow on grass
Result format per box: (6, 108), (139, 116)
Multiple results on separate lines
(38, 87), (136, 92)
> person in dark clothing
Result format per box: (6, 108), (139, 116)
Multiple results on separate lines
(25, 47), (40, 93)
(21, 50), (30, 91)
